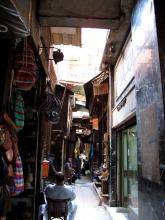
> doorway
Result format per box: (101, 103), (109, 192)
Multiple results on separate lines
(120, 125), (138, 217)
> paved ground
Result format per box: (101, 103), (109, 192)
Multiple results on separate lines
(71, 176), (112, 220)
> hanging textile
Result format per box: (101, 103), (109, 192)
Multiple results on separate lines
(13, 153), (24, 194)
(74, 137), (80, 155)
(10, 89), (25, 132)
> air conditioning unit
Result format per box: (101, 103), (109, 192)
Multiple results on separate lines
(69, 94), (75, 108)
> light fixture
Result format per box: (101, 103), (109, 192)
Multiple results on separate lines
(38, 44), (64, 64)
(38, 37), (64, 64)
(53, 49), (64, 64)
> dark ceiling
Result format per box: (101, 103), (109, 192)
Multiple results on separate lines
(39, 0), (122, 29)
(38, 0), (135, 29)
(0, 0), (136, 66)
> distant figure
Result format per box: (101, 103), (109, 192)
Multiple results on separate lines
(74, 155), (81, 179)
(81, 158), (90, 176)
(38, 172), (77, 220)
(64, 158), (77, 184)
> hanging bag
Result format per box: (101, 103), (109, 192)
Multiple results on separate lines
(40, 92), (62, 124)
(14, 38), (36, 91)
(40, 84), (66, 124)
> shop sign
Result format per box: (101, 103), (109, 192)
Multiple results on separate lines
(112, 89), (136, 127)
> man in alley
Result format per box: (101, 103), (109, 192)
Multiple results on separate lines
(39, 172), (77, 220)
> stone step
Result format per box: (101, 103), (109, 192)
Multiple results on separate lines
(105, 207), (129, 220)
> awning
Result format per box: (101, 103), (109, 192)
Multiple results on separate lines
(51, 27), (81, 47)
(93, 82), (109, 96)
(0, 0), (30, 37)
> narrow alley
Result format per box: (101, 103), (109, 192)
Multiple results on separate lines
(0, 1), (165, 220)
(73, 177), (111, 220)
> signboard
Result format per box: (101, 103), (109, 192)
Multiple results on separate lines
(112, 89), (136, 127)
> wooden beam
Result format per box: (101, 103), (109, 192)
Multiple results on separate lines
(39, 17), (120, 29)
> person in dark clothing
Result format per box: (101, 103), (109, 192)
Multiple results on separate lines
(74, 155), (81, 179)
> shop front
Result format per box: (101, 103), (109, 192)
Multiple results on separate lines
(110, 32), (138, 219)
(117, 124), (138, 219)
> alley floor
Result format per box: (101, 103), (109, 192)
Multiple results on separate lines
(71, 176), (112, 220)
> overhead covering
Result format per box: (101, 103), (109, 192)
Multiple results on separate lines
(39, 0), (121, 29)
(51, 27), (81, 47)
(0, 0), (31, 37)
(84, 71), (108, 109)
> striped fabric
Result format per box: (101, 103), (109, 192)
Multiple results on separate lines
(14, 153), (24, 194)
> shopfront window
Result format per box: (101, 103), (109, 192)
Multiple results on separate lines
(122, 125), (138, 216)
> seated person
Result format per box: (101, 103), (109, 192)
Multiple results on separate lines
(98, 165), (109, 181)
(93, 165), (109, 182)
(64, 158), (77, 184)
(38, 172), (77, 220)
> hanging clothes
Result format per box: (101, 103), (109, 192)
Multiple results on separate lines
(84, 143), (90, 159)
(74, 137), (80, 155)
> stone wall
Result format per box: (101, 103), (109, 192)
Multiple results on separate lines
(131, 0), (165, 219)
